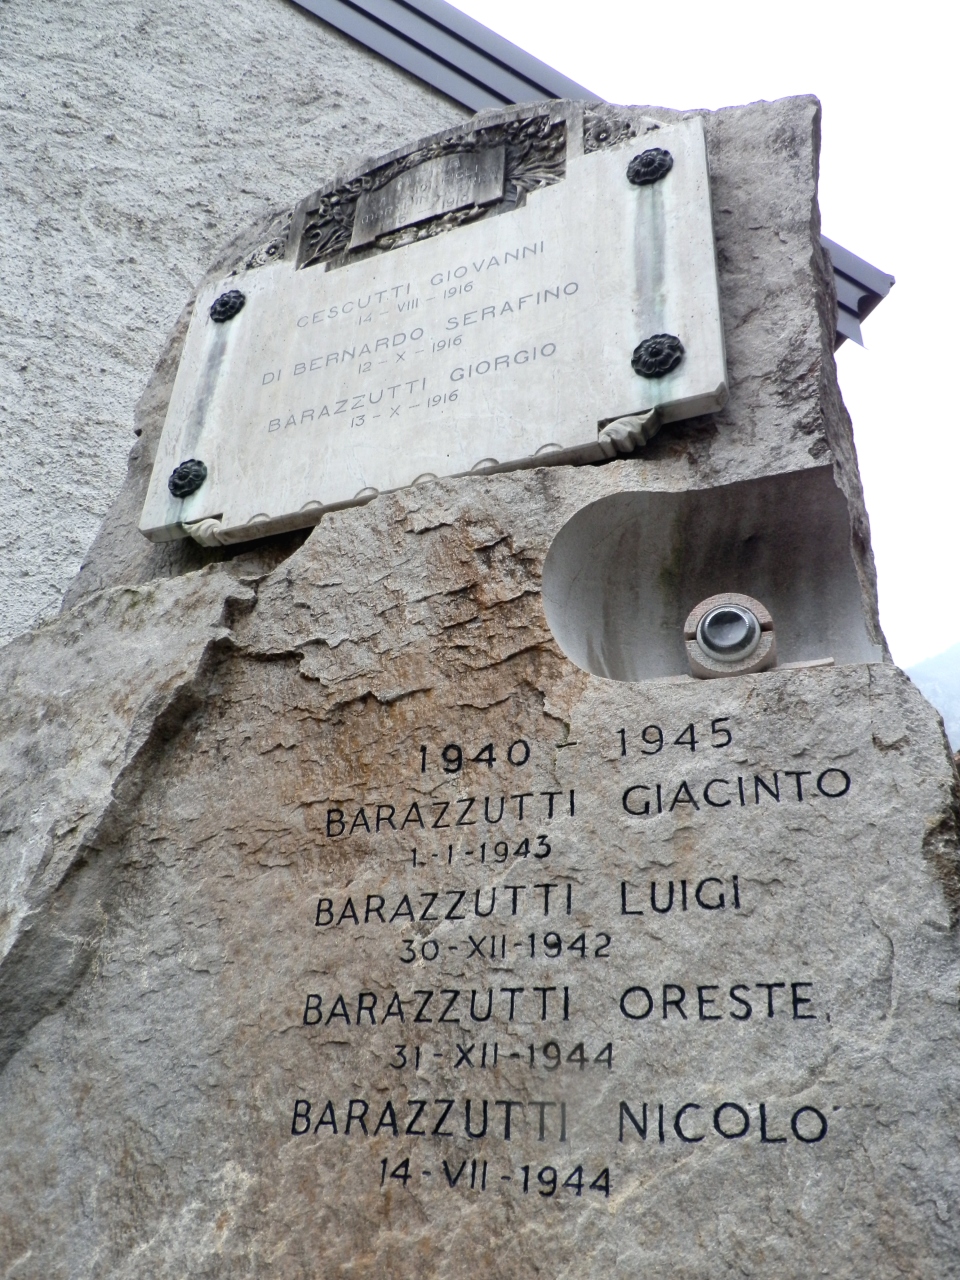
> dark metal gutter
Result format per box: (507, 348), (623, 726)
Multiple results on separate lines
(821, 235), (895, 347)
(290, 0), (593, 110)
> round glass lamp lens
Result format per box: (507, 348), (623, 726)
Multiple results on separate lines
(697, 605), (760, 661)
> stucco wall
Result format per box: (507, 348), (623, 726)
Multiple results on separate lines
(0, 0), (466, 644)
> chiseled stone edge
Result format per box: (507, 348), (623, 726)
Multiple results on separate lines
(0, 568), (259, 1070)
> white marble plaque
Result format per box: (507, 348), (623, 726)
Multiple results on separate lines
(140, 119), (726, 545)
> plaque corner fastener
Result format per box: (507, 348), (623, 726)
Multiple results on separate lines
(168, 458), (208, 499)
(626, 148), (673, 187)
(632, 334), (684, 378)
(209, 289), (246, 323)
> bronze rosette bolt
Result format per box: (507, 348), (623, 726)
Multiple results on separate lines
(626, 147), (673, 186)
(632, 332), (684, 378)
(209, 289), (246, 323)
(168, 458), (208, 499)
(684, 593), (777, 679)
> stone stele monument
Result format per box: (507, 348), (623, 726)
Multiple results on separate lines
(1, 97), (958, 1278)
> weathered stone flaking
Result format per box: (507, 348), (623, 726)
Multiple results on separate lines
(0, 97), (957, 1277)
(0, 568), (254, 1070)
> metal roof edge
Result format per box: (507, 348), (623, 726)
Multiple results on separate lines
(394, 0), (594, 99)
(821, 235), (895, 299)
(289, 0), (593, 106)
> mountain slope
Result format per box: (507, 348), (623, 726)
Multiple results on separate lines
(907, 641), (960, 748)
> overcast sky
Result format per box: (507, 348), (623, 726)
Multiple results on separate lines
(455, 0), (955, 668)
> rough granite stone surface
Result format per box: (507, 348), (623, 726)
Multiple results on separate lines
(0, 96), (957, 1277)
(0, 0), (466, 645)
(1, 465), (958, 1277)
